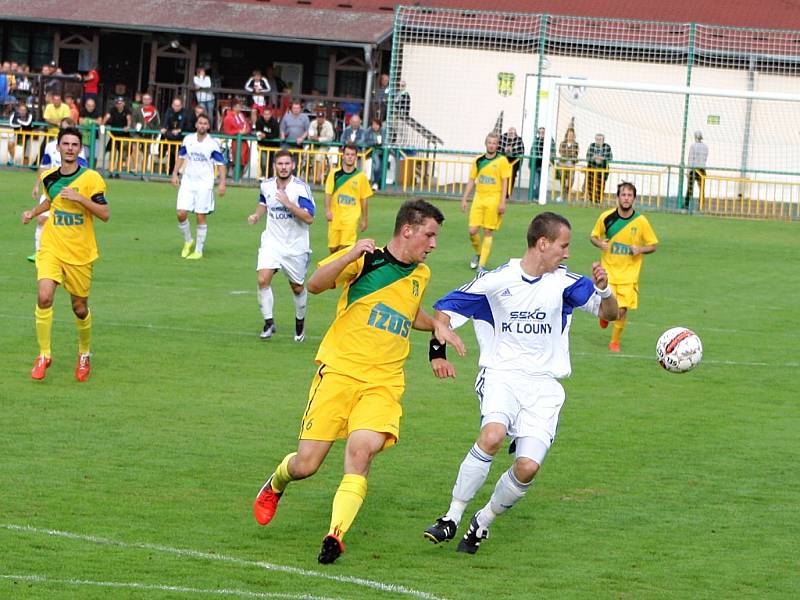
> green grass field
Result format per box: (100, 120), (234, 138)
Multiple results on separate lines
(1, 169), (798, 599)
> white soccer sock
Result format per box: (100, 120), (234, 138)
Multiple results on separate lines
(445, 443), (494, 525)
(478, 467), (531, 529)
(34, 224), (43, 252)
(178, 219), (192, 242)
(258, 286), (274, 320)
(293, 288), (308, 320)
(195, 224), (208, 253)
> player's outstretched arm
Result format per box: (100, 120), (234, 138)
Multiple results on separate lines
(413, 309), (466, 358)
(591, 261), (618, 321)
(307, 238), (375, 294)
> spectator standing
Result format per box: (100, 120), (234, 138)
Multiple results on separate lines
(64, 93), (80, 123)
(364, 117), (385, 190)
(131, 92), (161, 174)
(7, 102), (34, 165)
(394, 81), (411, 118)
(222, 101), (251, 176)
(340, 114), (366, 147)
(193, 67), (215, 124)
(375, 73), (389, 120)
(14, 64), (32, 104)
(557, 127), (579, 201)
(684, 130), (708, 210)
(279, 100), (309, 150)
(160, 97), (193, 174)
(499, 127), (525, 193)
(43, 93), (71, 128)
(245, 70), (271, 116)
(264, 65), (286, 108)
(585, 133), (613, 204)
(102, 96), (132, 175)
(81, 67), (100, 103)
(253, 106), (280, 179)
(533, 127), (556, 199)
(307, 109), (335, 184)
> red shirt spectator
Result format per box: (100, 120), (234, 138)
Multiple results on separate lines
(82, 69), (100, 99)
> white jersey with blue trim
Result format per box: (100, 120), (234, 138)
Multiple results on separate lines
(40, 139), (88, 168)
(434, 259), (602, 379)
(178, 133), (225, 188)
(258, 176), (315, 255)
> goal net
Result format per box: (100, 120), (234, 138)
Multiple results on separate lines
(539, 78), (800, 208)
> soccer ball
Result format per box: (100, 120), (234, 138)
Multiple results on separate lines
(656, 327), (703, 373)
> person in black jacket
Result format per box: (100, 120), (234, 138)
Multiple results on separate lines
(8, 102), (34, 165)
(252, 106), (280, 179)
(160, 97), (193, 173)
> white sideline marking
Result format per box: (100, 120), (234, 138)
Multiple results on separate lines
(0, 574), (335, 599)
(572, 350), (797, 369)
(1, 524), (445, 600)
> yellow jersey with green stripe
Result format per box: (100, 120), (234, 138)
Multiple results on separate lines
(315, 246), (430, 386)
(324, 166), (373, 229)
(591, 208), (659, 284)
(470, 153), (511, 201)
(39, 166), (107, 265)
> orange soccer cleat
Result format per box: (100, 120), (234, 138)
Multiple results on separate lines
(31, 355), (52, 380)
(608, 342), (620, 353)
(253, 477), (282, 525)
(75, 353), (91, 382)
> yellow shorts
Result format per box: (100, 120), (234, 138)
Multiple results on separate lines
(299, 365), (404, 449)
(610, 282), (639, 310)
(468, 195), (503, 230)
(36, 249), (93, 298)
(327, 225), (357, 250)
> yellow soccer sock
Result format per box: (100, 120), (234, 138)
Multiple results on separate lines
(479, 236), (494, 268)
(35, 305), (53, 358)
(328, 474), (367, 540)
(270, 452), (297, 493)
(76, 310), (92, 355)
(611, 318), (626, 344)
(469, 233), (481, 254)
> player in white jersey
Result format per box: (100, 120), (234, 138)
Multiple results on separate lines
(247, 150), (315, 341)
(423, 211), (618, 554)
(27, 117), (88, 262)
(171, 114), (226, 259)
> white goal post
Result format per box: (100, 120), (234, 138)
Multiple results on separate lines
(537, 78), (800, 205)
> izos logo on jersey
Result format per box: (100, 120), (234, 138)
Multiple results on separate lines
(53, 209), (85, 226)
(502, 308), (552, 334)
(610, 241), (633, 255)
(478, 174), (497, 185)
(337, 194), (356, 206)
(367, 302), (411, 338)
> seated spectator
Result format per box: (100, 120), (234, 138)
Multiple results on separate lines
(252, 106), (280, 179)
(244, 70), (270, 116)
(43, 93), (71, 128)
(340, 114), (366, 146)
(7, 102), (34, 165)
(131, 92), (161, 173)
(187, 103), (206, 132)
(303, 89), (322, 114)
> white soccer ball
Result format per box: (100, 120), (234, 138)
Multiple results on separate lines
(656, 327), (703, 373)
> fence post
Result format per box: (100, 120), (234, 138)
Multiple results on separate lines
(87, 123), (97, 168)
(528, 14), (549, 203)
(677, 22), (696, 209)
(234, 134), (242, 183)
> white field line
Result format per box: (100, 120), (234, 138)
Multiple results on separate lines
(0, 574), (337, 600)
(1, 524), (446, 600)
(2, 313), (795, 368)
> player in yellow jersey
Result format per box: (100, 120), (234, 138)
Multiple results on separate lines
(324, 143), (373, 253)
(461, 132), (511, 273)
(590, 182), (658, 352)
(253, 199), (465, 564)
(21, 126), (109, 381)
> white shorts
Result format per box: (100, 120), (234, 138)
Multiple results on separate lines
(177, 185), (215, 214)
(39, 193), (50, 218)
(256, 247), (310, 285)
(477, 368), (566, 464)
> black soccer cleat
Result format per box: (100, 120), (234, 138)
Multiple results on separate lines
(317, 534), (344, 564)
(456, 513), (488, 555)
(423, 516), (457, 544)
